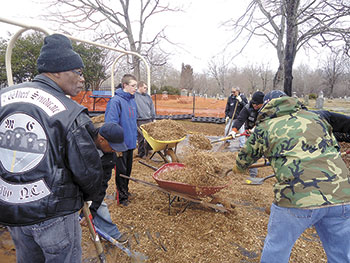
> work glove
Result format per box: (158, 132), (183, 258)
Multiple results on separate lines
(232, 163), (243, 174)
(225, 116), (229, 124)
(229, 130), (236, 139)
(236, 95), (242, 103)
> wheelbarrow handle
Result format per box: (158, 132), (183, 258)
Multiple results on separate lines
(138, 160), (158, 171)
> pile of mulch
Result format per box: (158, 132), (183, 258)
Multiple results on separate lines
(158, 167), (224, 187)
(188, 133), (213, 150)
(142, 119), (187, 141)
(91, 114), (105, 124)
(158, 149), (235, 186)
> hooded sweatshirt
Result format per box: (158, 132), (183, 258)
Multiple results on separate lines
(134, 92), (155, 121)
(236, 96), (350, 208)
(105, 88), (137, 150)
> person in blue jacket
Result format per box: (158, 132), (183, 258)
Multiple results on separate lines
(105, 74), (138, 206)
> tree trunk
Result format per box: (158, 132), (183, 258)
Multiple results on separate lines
(273, 64), (284, 89)
(283, 0), (299, 96)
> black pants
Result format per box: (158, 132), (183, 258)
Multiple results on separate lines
(137, 119), (152, 157)
(115, 149), (133, 202)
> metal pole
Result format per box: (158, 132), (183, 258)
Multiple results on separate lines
(192, 91), (195, 117)
(154, 90), (157, 116)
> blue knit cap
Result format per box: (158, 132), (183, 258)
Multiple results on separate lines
(37, 34), (84, 73)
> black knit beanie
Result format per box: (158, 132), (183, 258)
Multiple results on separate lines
(251, 91), (265, 104)
(37, 34), (84, 73)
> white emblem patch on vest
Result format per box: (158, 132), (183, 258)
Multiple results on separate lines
(1, 87), (66, 116)
(0, 113), (47, 173)
(0, 177), (51, 204)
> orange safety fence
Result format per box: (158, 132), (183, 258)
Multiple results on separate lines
(72, 92), (227, 117)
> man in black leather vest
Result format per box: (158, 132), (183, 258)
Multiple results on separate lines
(0, 34), (104, 263)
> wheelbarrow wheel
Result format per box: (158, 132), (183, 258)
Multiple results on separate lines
(164, 149), (178, 163)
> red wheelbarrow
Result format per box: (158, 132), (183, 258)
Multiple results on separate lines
(152, 163), (227, 198)
(125, 161), (232, 214)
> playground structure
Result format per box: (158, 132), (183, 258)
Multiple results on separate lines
(0, 16), (151, 95)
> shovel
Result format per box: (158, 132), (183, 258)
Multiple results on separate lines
(245, 174), (276, 185)
(210, 131), (250, 144)
(82, 202), (107, 263)
(224, 160), (270, 177)
(243, 150), (350, 185)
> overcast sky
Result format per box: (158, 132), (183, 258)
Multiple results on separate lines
(0, 0), (322, 73)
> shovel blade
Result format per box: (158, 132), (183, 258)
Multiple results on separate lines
(245, 174), (275, 185)
(245, 177), (264, 185)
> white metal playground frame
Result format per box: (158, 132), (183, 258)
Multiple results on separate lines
(0, 16), (151, 95)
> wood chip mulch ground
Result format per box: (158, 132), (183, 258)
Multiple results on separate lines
(79, 120), (347, 263)
(2, 120), (349, 263)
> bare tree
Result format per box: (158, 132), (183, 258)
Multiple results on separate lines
(321, 50), (345, 97)
(45, 0), (181, 80)
(257, 62), (273, 91)
(224, 0), (350, 95)
(207, 57), (230, 95)
(242, 64), (260, 93)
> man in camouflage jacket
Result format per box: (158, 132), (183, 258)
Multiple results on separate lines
(233, 94), (350, 262)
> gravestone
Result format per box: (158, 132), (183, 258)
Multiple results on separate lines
(315, 91), (324, 109)
(304, 94), (309, 106)
(162, 91), (168, 100)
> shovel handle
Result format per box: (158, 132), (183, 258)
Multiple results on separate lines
(82, 203), (107, 263)
(211, 132), (250, 144)
(248, 160), (270, 168)
(225, 160), (270, 176)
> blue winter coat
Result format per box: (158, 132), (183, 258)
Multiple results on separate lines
(105, 89), (137, 150)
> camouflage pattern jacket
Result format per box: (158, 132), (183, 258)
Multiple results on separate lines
(236, 96), (350, 208)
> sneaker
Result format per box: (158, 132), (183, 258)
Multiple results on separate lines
(114, 233), (128, 244)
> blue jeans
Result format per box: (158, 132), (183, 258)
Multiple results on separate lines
(8, 212), (81, 263)
(93, 201), (122, 240)
(261, 203), (350, 263)
(225, 120), (245, 147)
(249, 167), (258, 177)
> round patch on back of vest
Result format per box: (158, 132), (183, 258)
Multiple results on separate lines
(0, 113), (47, 173)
